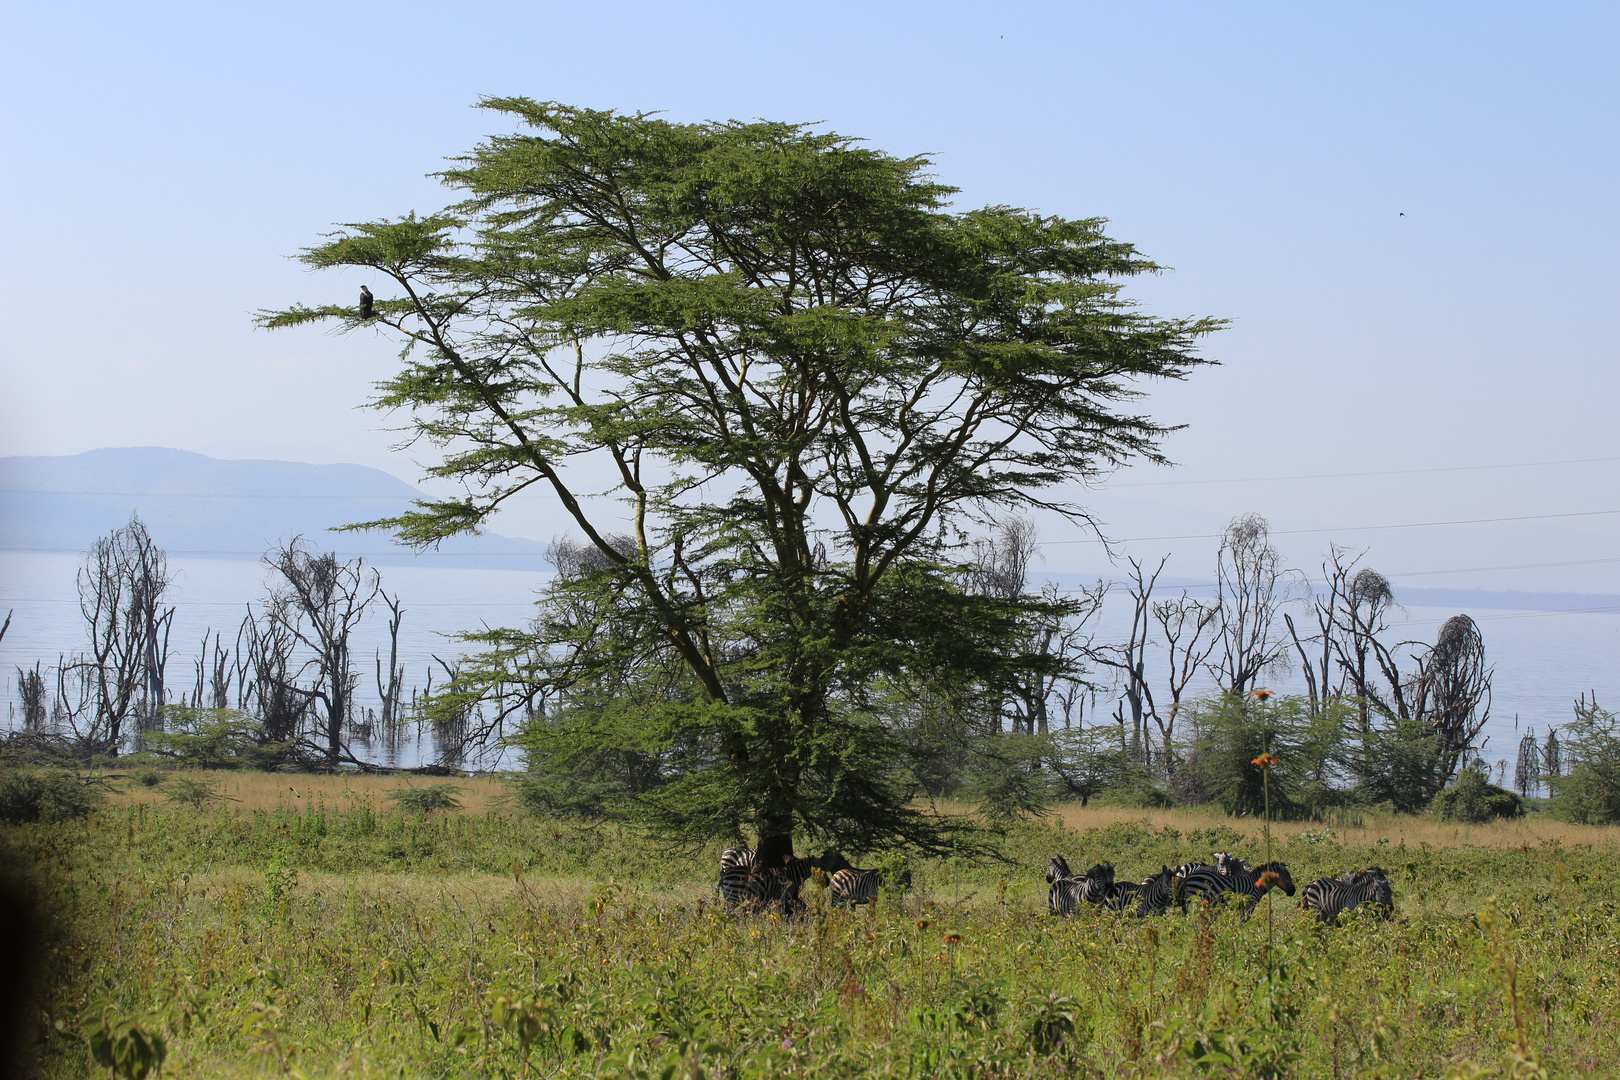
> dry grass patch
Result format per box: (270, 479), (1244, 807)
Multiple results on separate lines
(112, 768), (511, 814)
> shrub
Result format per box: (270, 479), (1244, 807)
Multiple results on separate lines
(0, 770), (105, 824)
(130, 767), (166, 789)
(141, 708), (290, 770)
(1434, 767), (1524, 823)
(164, 776), (231, 810)
(387, 784), (464, 815)
(1550, 698), (1620, 825)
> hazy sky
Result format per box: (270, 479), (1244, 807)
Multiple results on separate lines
(3, 1), (1618, 592)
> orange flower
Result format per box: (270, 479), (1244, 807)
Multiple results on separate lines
(1251, 753), (1281, 771)
(1251, 689), (1274, 701)
(915, 920), (930, 930)
(1256, 871), (1281, 889)
(943, 934), (962, 945)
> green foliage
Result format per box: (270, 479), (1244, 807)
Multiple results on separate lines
(11, 799), (1620, 1077)
(163, 775), (232, 811)
(1434, 767), (1525, 823)
(141, 707), (290, 770)
(130, 767), (166, 789)
(386, 784), (465, 815)
(1349, 713), (1449, 814)
(84, 1004), (167, 1080)
(264, 100), (1218, 861)
(1550, 698), (1620, 825)
(0, 769), (105, 824)
(1185, 694), (1347, 819)
(1046, 725), (1145, 808)
(962, 733), (1055, 823)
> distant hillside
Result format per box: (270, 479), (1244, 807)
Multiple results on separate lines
(0, 447), (550, 567)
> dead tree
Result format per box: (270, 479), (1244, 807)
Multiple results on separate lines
(1212, 514), (1295, 696)
(239, 607), (307, 748)
(1150, 588), (1219, 768)
(72, 515), (175, 753)
(374, 589), (406, 743)
(1514, 729), (1541, 798)
(265, 539), (380, 767)
(1093, 557), (1163, 763)
(1411, 614), (1492, 782)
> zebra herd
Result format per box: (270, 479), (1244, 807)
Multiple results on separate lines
(715, 847), (912, 916)
(708, 844), (1392, 925)
(1047, 853), (1395, 924)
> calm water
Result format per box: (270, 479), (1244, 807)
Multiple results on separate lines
(2, 551), (1615, 774)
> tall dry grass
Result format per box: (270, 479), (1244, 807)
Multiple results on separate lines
(115, 768), (511, 814)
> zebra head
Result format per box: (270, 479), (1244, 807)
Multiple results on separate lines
(1256, 861), (1296, 896)
(1047, 855), (1074, 884)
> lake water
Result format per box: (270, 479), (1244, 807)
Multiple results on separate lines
(2, 551), (1615, 776)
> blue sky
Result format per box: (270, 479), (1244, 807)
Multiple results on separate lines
(2, 1), (1618, 591)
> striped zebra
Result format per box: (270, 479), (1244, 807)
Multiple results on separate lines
(1049, 862), (1116, 917)
(720, 846), (758, 875)
(1300, 867), (1394, 924)
(1129, 865), (1178, 916)
(828, 867), (913, 906)
(1047, 855), (1075, 884)
(718, 865), (803, 916)
(1174, 860), (1296, 917)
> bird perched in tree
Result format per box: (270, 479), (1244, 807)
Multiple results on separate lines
(359, 285), (374, 319)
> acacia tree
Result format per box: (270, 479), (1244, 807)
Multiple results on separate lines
(263, 101), (1219, 861)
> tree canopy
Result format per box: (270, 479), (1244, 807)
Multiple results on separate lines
(262, 99), (1221, 861)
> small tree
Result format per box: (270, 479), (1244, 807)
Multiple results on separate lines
(1550, 695), (1620, 825)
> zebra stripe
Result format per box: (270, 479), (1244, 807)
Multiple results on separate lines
(718, 865), (803, 916)
(1301, 867), (1394, 924)
(720, 846), (757, 875)
(1174, 860), (1296, 917)
(1131, 866), (1178, 916)
(828, 867), (913, 906)
(1049, 862), (1116, 917)
(1047, 855), (1074, 884)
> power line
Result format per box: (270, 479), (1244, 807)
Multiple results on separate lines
(1040, 507), (1620, 546)
(1097, 454), (1620, 489)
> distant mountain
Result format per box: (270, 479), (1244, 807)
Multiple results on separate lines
(0, 447), (551, 567)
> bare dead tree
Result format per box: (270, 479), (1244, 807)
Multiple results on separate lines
(1211, 513), (1295, 696)
(265, 539), (380, 767)
(1543, 726), (1561, 781)
(1093, 557), (1163, 762)
(374, 588), (406, 738)
(1514, 728), (1541, 798)
(239, 607), (307, 748)
(1411, 614), (1492, 781)
(71, 515), (175, 753)
(1150, 588), (1219, 767)
(1320, 552), (1398, 734)
(190, 630), (236, 710)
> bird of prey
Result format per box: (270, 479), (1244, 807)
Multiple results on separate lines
(1399, 212), (1405, 217)
(360, 285), (374, 319)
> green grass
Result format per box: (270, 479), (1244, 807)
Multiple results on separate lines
(13, 784), (1620, 1077)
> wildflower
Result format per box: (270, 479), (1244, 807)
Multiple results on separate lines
(1251, 689), (1274, 701)
(915, 920), (930, 930)
(943, 934), (961, 945)
(1251, 753), (1281, 771)
(1257, 871), (1281, 889)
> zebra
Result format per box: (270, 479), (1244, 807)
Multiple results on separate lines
(1129, 865), (1178, 916)
(1047, 854), (1075, 884)
(828, 867), (913, 906)
(1300, 867), (1394, 924)
(718, 864), (803, 916)
(1049, 862), (1116, 917)
(1174, 860), (1296, 918)
(720, 846), (758, 875)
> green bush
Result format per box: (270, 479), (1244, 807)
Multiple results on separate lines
(1434, 767), (1524, 823)
(0, 770), (105, 824)
(1551, 700), (1620, 825)
(387, 784), (465, 815)
(141, 708), (290, 770)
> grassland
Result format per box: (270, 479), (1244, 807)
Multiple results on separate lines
(13, 770), (1620, 1077)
